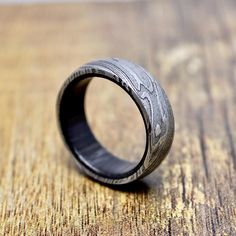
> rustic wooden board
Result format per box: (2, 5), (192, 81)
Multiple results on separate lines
(0, 0), (236, 235)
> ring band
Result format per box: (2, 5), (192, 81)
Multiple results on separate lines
(57, 58), (174, 185)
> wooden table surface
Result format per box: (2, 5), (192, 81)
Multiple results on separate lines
(0, 0), (236, 235)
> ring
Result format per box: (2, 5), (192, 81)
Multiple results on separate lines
(57, 58), (174, 185)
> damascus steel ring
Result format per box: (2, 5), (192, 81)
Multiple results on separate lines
(57, 58), (174, 185)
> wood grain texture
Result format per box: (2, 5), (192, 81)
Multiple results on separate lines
(0, 0), (235, 235)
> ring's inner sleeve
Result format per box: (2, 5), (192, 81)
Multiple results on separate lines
(59, 77), (143, 178)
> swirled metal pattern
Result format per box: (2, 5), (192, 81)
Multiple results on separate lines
(57, 58), (174, 185)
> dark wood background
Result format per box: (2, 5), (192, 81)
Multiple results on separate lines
(0, 0), (235, 235)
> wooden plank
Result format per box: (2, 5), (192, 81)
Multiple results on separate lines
(0, 0), (235, 235)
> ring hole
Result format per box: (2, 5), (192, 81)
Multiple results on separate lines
(85, 77), (146, 163)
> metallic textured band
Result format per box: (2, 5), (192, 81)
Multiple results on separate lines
(57, 58), (174, 185)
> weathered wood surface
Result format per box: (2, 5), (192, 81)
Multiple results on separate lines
(0, 0), (236, 235)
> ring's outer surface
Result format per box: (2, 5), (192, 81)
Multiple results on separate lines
(57, 58), (174, 185)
